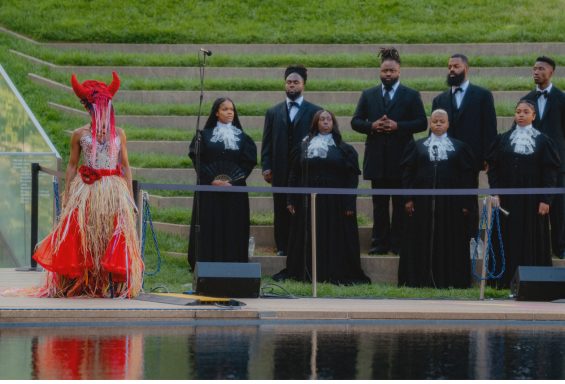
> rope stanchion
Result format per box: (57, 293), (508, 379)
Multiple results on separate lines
(471, 196), (507, 300)
(140, 191), (162, 277)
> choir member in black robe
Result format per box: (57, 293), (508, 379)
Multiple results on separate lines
(277, 110), (370, 284)
(187, 97), (257, 271)
(399, 109), (476, 288)
(487, 99), (560, 288)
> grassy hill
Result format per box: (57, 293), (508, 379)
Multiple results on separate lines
(1, 0), (565, 43)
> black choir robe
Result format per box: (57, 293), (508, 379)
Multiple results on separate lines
(399, 136), (476, 288)
(284, 136), (370, 284)
(487, 128), (560, 288)
(187, 127), (257, 271)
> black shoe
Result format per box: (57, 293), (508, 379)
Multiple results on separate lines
(276, 250), (286, 256)
(368, 246), (388, 255)
(390, 248), (399, 255)
(559, 251), (565, 260)
(272, 269), (288, 282)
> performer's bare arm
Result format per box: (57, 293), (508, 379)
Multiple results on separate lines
(118, 127), (134, 199)
(64, 126), (87, 205)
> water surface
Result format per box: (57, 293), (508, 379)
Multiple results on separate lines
(1, 320), (564, 379)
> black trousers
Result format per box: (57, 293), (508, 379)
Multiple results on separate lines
(273, 192), (291, 254)
(371, 178), (404, 251)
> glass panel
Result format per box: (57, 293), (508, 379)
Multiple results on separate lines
(0, 65), (61, 267)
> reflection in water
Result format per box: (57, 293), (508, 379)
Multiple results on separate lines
(32, 334), (143, 380)
(1, 321), (565, 380)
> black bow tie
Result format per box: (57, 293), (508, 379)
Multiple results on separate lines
(453, 87), (463, 94)
(536, 90), (549, 99)
(288, 101), (299, 109)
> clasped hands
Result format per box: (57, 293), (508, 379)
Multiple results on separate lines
(371, 115), (398, 133)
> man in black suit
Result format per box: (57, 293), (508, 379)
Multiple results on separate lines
(432, 53), (497, 241)
(262, 65), (322, 261)
(523, 56), (565, 258)
(352, 48), (427, 255)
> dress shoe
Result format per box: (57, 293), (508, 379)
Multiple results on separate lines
(272, 269), (288, 282)
(276, 250), (286, 256)
(368, 246), (389, 255)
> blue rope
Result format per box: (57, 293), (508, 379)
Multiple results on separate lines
(471, 201), (506, 281)
(141, 193), (162, 277)
(53, 177), (61, 221)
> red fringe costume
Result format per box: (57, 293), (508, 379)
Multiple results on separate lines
(32, 72), (143, 298)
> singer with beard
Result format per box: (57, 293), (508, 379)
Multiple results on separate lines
(261, 65), (322, 272)
(432, 54), (497, 241)
(399, 109), (476, 288)
(351, 47), (427, 256)
(522, 56), (565, 259)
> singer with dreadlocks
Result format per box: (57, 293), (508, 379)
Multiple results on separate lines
(32, 72), (144, 298)
(351, 47), (427, 256)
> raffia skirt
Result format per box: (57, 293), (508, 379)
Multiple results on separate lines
(32, 174), (143, 298)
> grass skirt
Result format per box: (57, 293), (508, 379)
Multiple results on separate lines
(32, 175), (143, 298)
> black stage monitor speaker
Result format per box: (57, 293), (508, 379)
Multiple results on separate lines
(511, 266), (565, 301)
(194, 262), (261, 298)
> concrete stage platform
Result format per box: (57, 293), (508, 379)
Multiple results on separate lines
(1, 269), (564, 324)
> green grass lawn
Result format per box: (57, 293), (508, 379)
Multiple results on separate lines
(142, 251), (511, 299)
(1, 0), (564, 44)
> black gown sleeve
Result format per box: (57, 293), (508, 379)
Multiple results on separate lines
(457, 141), (478, 210)
(541, 135), (561, 205)
(341, 142), (361, 212)
(400, 140), (418, 202)
(188, 132), (214, 185)
(486, 134), (503, 189)
(286, 140), (306, 207)
(239, 132), (258, 179)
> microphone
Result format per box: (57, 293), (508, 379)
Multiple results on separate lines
(432, 145), (439, 161)
(199, 48), (212, 56)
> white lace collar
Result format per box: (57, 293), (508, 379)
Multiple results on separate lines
(423, 133), (455, 161)
(210, 122), (241, 150)
(510, 124), (540, 155)
(307, 133), (335, 159)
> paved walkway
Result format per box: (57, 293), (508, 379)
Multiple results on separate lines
(1, 269), (564, 323)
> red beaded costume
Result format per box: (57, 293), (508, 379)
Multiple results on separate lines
(32, 72), (143, 298)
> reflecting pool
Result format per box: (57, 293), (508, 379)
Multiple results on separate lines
(1, 320), (564, 379)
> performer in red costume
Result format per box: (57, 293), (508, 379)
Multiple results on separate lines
(32, 72), (143, 298)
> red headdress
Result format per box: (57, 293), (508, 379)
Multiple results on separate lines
(71, 72), (121, 166)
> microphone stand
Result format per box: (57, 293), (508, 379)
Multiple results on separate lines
(429, 146), (439, 288)
(193, 50), (208, 265)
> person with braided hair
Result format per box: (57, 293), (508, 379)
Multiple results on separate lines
(31, 72), (144, 298)
(351, 47), (427, 256)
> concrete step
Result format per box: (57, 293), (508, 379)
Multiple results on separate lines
(14, 49), (550, 80)
(133, 167), (490, 188)
(128, 140), (366, 157)
(12, 51), (552, 79)
(50, 102), (516, 130)
(149, 194), (374, 216)
(133, 167), (369, 188)
(31, 74), (528, 105)
(36, 40), (565, 55)
(153, 222), (374, 252)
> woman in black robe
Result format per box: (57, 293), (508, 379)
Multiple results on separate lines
(281, 109), (370, 284)
(487, 99), (560, 288)
(399, 109), (476, 288)
(187, 97), (257, 270)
